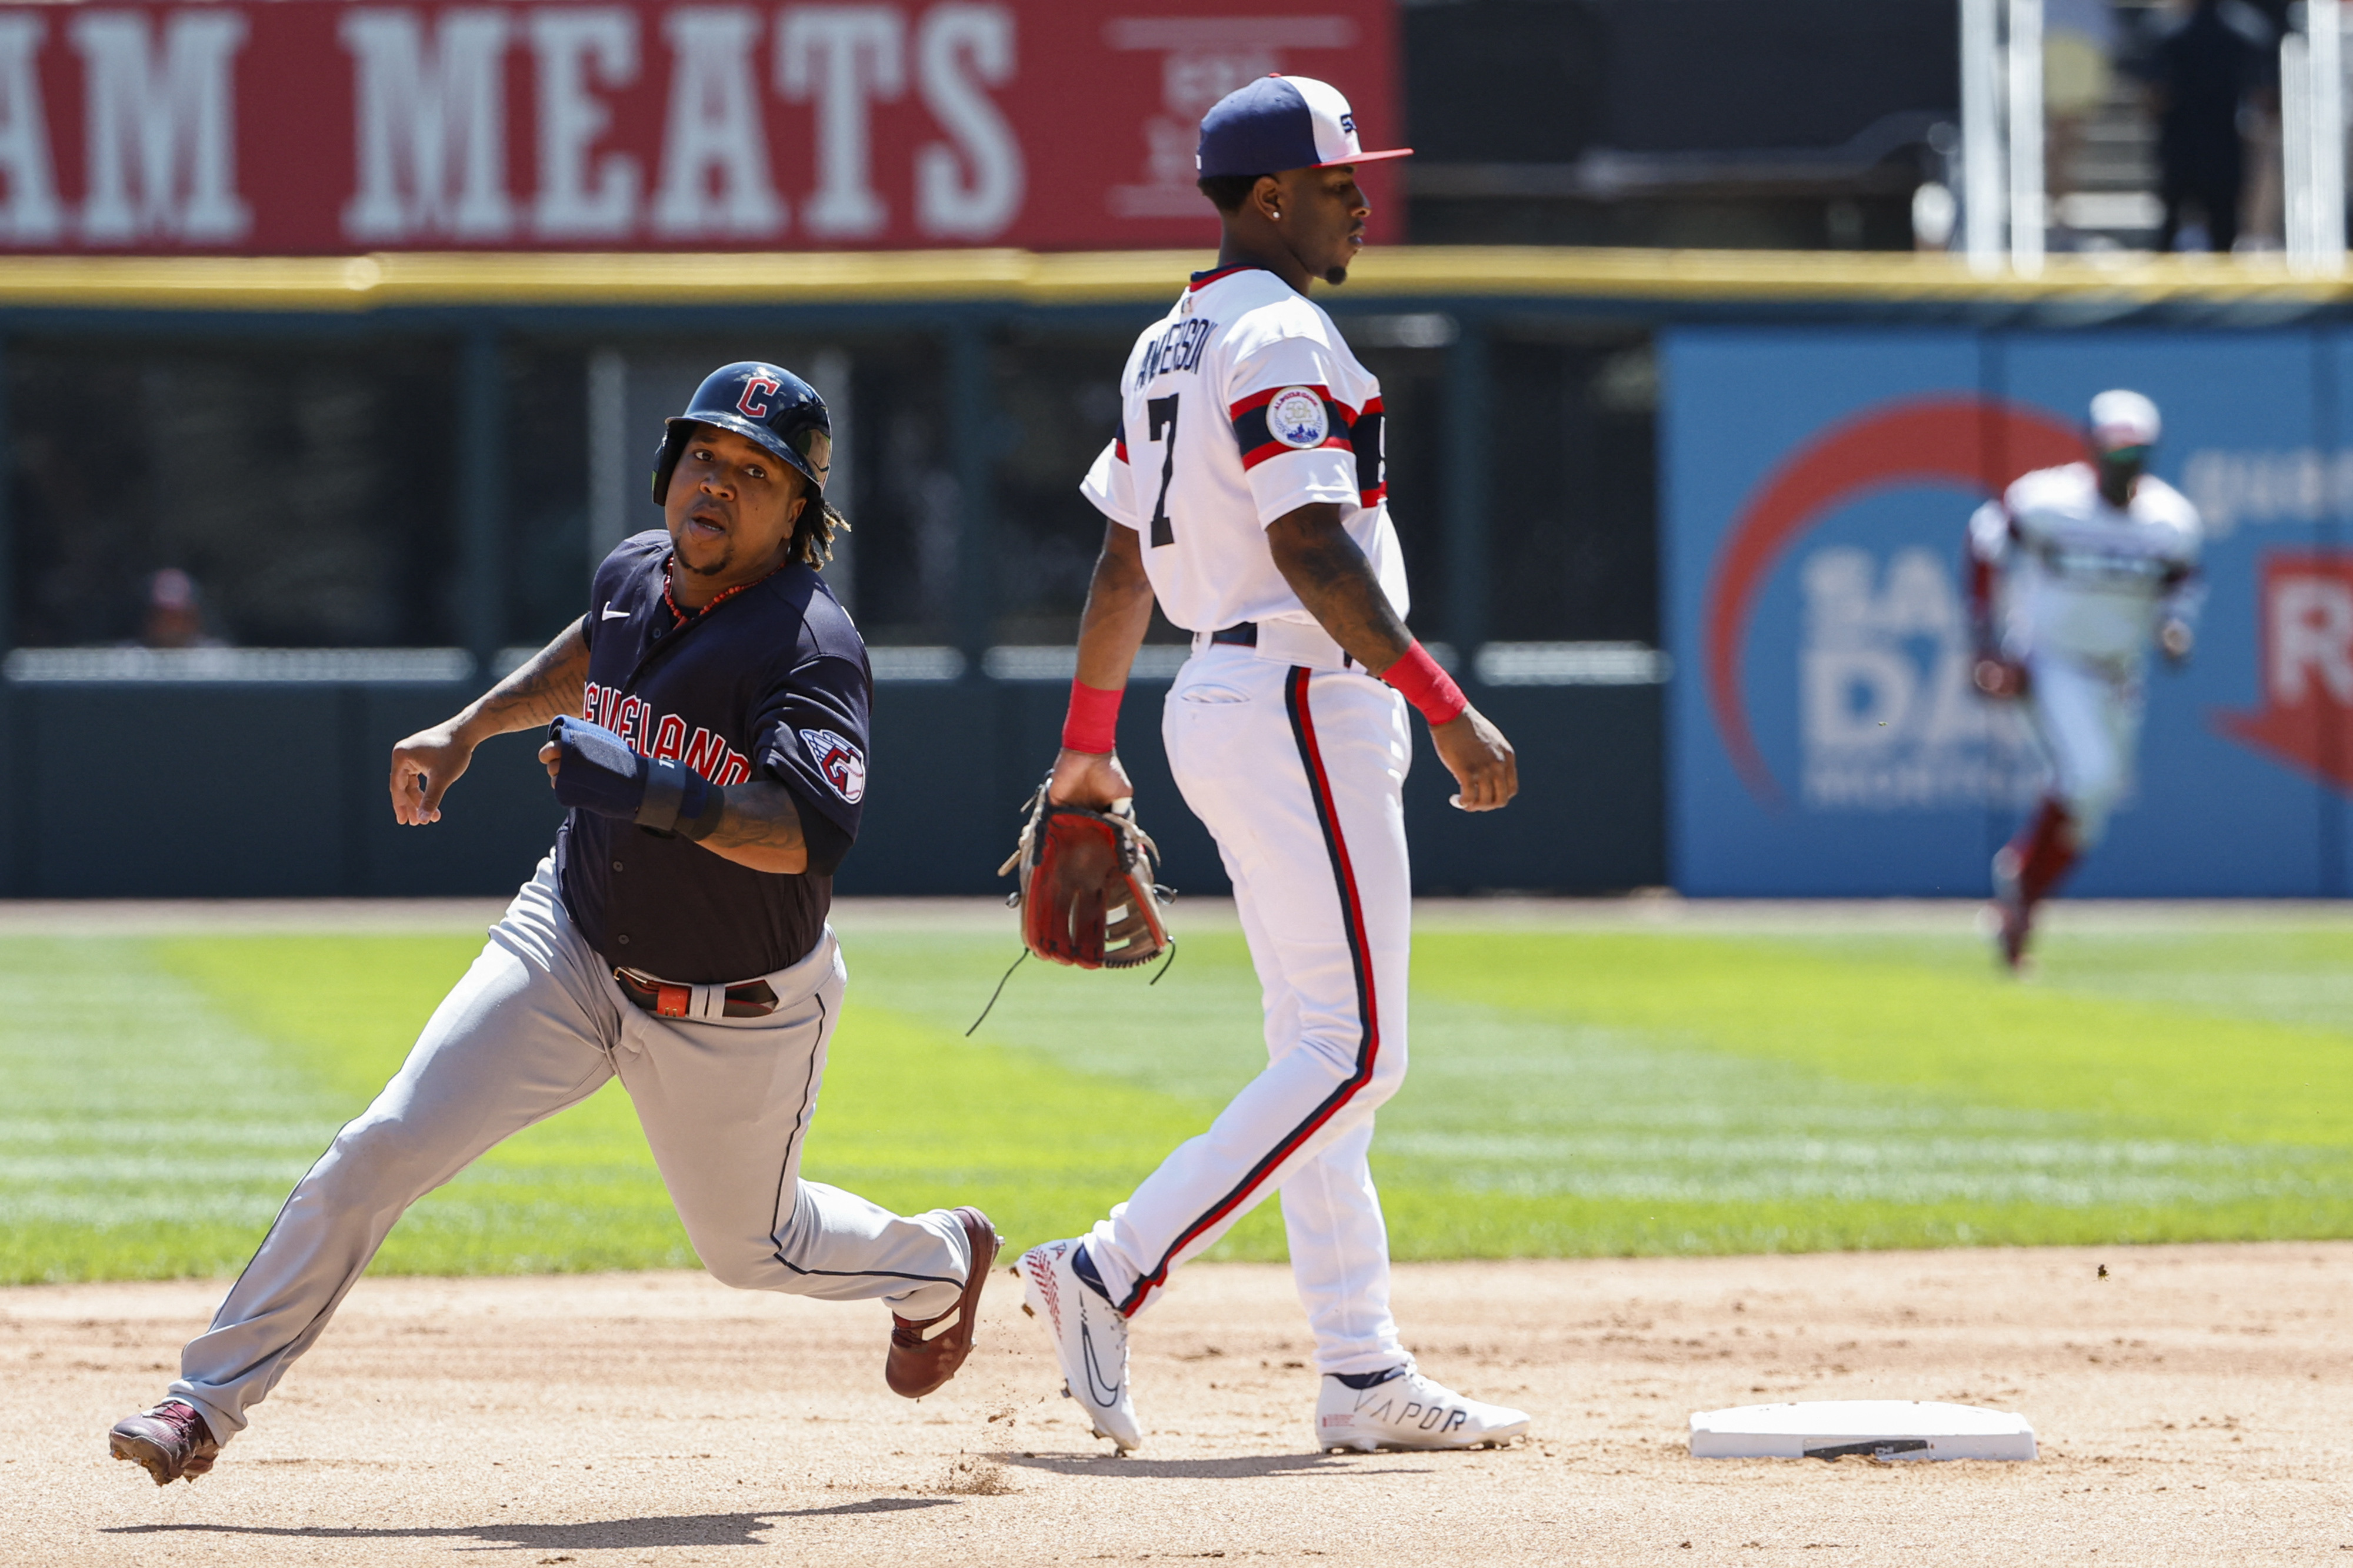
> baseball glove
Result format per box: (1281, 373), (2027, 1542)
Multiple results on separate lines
(998, 780), (1172, 969)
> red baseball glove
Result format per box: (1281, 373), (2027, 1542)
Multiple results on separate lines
(998, 780), (1171, 969)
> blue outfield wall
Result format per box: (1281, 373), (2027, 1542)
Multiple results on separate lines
(1662, 326), (2353, 898)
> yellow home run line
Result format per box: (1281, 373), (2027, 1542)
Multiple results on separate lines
(0, 247), (2343, 310)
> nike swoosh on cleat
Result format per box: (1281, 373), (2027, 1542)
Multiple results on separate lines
(601, 604), (630, 619)
(1079, 1319), (1123, 1407)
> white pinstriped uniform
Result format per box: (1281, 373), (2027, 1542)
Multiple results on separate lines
(1072, 262), (1412, 1372)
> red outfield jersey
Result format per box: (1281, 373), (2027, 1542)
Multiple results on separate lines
(1080, 263), (1409, 635)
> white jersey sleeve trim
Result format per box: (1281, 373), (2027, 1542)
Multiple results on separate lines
(1079, 437), (1140, 529)
(1226, 334), (1359, 527)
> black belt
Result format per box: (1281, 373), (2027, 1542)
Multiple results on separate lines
(614, 968), (780, 1019)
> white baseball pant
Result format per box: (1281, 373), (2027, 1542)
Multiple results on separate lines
(2026, 652), (2144, 846)
(1081, 633), (1411, 1377)
(167, 856), (972, 1445)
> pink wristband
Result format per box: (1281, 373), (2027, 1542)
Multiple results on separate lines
(1379, 641), (1469, 725)
(1062, 679), (1124, 753)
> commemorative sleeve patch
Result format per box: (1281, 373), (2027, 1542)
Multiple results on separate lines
(1267, 386), (1331, 449)
(799, 727), (868, 804)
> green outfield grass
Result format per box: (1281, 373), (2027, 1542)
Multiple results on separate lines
(2, 909), (2348, 1283)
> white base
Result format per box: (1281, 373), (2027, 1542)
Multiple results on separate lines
(1688, 1400), (2037, 1461)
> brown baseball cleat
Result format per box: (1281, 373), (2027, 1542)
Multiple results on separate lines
(109, 1400), (219, 1486)
(885, 1207), (1000, 1399)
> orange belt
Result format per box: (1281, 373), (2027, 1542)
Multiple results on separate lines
(614, 968), (781, 1019)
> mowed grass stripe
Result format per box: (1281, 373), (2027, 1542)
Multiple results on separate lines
(1411, 930), (2353, 1146)
(0, 938), (349, 1282)
(827, 923), (2353, 1256)
(145, 933), (1247, 1276)
(4, 920), (2347, 1283)
(1763, 925), (2353, 1035)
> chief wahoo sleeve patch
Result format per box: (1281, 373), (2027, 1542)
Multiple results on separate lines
(799, 727), (868, 803)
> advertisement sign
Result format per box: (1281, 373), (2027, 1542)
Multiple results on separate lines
(1664, 327), (2347, 897)
(0, 0), (1399, 253)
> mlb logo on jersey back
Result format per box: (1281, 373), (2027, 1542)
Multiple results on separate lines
(1268, 387), (1331, 449)
(801, 728), (868, 803)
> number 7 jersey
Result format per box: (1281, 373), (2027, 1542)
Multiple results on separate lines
(1079, 263), (1410, 635)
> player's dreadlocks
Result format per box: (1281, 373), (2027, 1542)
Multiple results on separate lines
(794, 496), (849, 571)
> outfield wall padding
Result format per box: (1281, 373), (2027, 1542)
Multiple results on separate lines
(1664, 326), (2352, 898)
(0, 678), (1659, 900)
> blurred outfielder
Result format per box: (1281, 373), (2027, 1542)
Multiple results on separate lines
(1968, 389), (2204, 969)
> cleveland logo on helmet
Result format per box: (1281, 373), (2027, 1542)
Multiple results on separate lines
(652, 361), (834, 508)
(737, 372), (783, 420)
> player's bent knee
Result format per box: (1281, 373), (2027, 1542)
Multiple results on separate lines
(305, 1113), (463, 1203)
(699, 1247), (778, 1293)
(1294, 1030), (1407, 1099)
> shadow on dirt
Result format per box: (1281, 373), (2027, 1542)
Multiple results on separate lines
(104, 1497), (954, 1549)
(1002, 1450), (1433, 1480)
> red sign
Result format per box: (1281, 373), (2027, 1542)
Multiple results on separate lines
(0, 1), (1399, 253)
(2216, 553), (2353, 792)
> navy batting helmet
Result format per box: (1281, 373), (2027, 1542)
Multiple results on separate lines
(652, 362), (833, 507)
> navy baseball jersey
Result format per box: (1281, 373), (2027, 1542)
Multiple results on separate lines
(555, 531), (871, 983)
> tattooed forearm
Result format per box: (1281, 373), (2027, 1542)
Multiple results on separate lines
(698, 780), (810, 874)
(1265, 502), (1413, 672)
(457, 620), (592, 739)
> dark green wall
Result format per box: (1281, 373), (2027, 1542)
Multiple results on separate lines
(0, 677), (1662, 899)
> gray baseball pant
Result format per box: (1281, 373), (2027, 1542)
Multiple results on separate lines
(168, 856), (972, 1444)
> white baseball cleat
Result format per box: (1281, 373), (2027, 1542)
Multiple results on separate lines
(1019, 1237), (1142, 1453)
(1314, 1364), (1532, 1453)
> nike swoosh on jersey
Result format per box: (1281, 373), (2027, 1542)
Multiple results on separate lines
(600, 604), (631, 619)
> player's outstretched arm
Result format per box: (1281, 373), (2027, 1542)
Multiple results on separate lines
(1050, 520), (1156, 809)
(1266, 504), (1518, 812)
(391, 620), (591, 825)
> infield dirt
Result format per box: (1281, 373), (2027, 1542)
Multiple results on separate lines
(8, 1243), (2348, 1566)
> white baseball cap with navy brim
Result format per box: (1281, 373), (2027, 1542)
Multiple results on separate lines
(1195, 75), (1412, 178)
(2088, 389), (2161, 449)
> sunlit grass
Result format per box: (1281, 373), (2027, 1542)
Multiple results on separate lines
(2, 910), (2347, 1283)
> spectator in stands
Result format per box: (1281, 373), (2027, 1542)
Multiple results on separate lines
(2149, 0), (2274, 252)
(2045, 0), (2119, 246)
(139, 568), (223, 649)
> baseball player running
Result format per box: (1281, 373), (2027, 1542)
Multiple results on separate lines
(1969, 388), (2202, 969)
(108, 364), (997, 1486)
(1017, 75), (1532, 1456)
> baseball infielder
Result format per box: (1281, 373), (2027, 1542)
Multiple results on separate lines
(108, 364), (998, 1486)
(1017, 75), (1532, 1455)
(1969, 388), (2202, 968)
